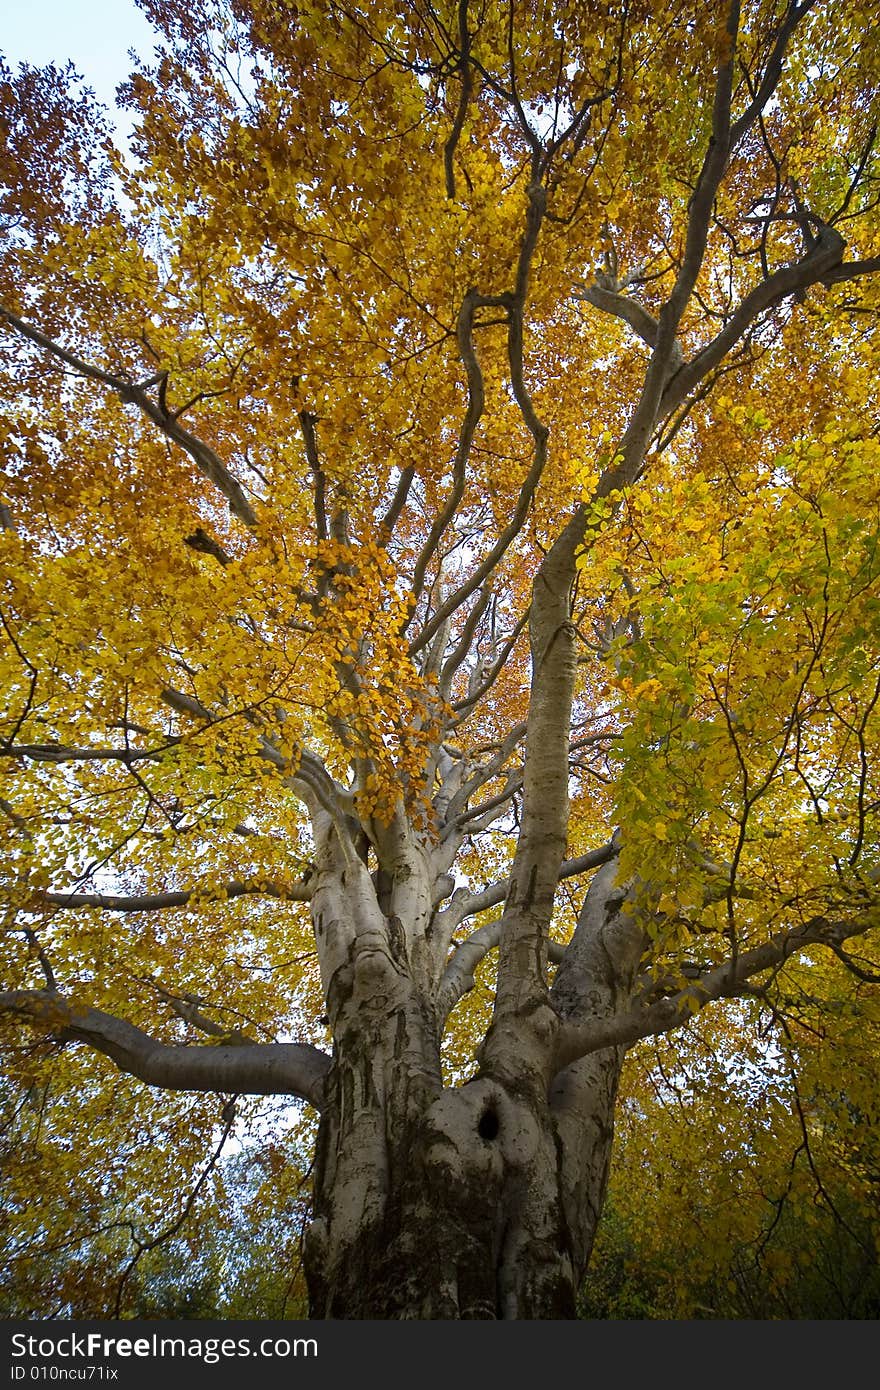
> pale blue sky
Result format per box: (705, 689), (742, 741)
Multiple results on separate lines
(1, 0), (156, 112)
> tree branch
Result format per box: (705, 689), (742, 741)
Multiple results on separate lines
(574, 281), (665, 351)
(820, 255), (880, 286)
(553, 909), (879, 1072)
(443, 0), (473, 200)
(438, 915), (573, 1028)
(409, 286), (489, 606)
(0, 990), (330, 1109)
(661, 222), (847, 415)
(0, 305), (258, 527)
(437, 917), (501, 1024)
(159, 686), (354, 820)
(433, 839), (616, 960)
(614, 1), (739, 479)
(379, 464), (415, 538)
(31, 877), (312, 914)
(728, 0), (817, 151)
(409, 186), (551, 654)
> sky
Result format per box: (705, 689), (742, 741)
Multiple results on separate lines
(1, 0), (157, 115)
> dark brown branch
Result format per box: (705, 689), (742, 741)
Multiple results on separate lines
(411, 187), (550, 654)
(299, 410), (328, 542)
(409, 287), (489, 604)
(0, 305), (258, 527)
(4, 740), (177, 765)
(617, 1), (739, 479)
(439, 585), (493, 697)
(379, 464), (415, 538)
(443, 0), (473, 199)
(451, 610), (529, 714)
(661, 223), (847, 416)
(184, 527), (231, 566)
(32, 877), (311, 913)
(728, 0), (817, 151)
(820, 255), (880, 286)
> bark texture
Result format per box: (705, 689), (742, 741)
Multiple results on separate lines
(301, 784), (637, 1318)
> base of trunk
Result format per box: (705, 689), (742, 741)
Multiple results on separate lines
(305, 1077), (580, 1319)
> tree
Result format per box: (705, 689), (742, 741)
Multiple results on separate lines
(1, 0), (879, 1319)
(581, 992), (880, 1318)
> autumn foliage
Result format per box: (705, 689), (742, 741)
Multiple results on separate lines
(1, 0), (879, 1317)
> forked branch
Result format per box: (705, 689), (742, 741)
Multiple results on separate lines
(553, 909), (879, 1071)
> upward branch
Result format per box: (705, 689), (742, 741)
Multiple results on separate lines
(553, 908), (880, 1070)
(411, 183), (551, 655)
(616, 0), (741, 477)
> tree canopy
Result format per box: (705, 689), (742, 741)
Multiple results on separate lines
(1, 0), (879, 1318)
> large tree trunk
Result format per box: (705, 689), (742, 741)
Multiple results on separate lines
(299, 502), (648, 1318)
(303, 850), (643, 1320)
(306, 1063), (580, 1318)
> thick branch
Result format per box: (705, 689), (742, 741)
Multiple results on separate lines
(553, 909), (879, 1071)
(661, 223), (847, 415)
(3, 741), (172, 765)
(574, 283), (663, 351)
(438, 918), (570, 1027)
(437, 918), (501, 1024)
(444, 717), (527, 823)
(821, 255), (880, 285)
(450, 611), (530, 714)
(32, 878), (311, 914)
(299, 410), (328, 542)
(443, 0), (473, 200)
(480, 511), (582, 1082)
(452, 773), (522, 834)
(0, 990), (330, 1109)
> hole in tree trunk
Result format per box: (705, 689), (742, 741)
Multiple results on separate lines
(477, 1107), (499, 1141)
